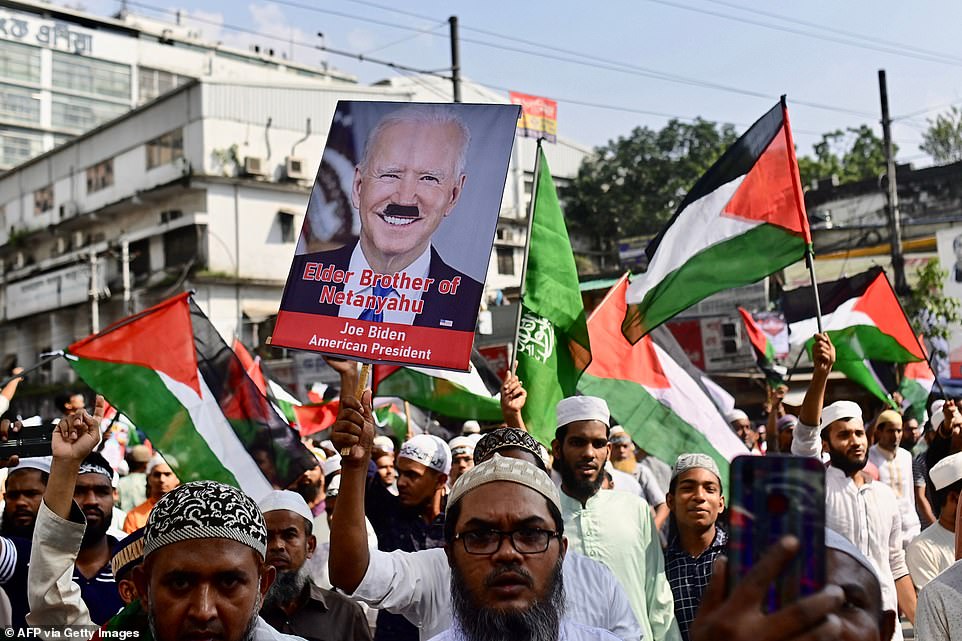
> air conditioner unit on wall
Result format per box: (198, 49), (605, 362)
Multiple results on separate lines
(284, 156), (307, 181)
(243, 156), (269, 177)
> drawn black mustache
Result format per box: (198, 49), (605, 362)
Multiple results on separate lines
(383, 204), (420, 219)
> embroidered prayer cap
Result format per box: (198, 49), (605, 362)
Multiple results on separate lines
(449, 455), (561, 513)
(258, 490), (313, 523)
(373, 435), (395, 453)
(725, 409), (749, 424)
(930, 452), (962, 491)
(78, 452), (113, 480)
(448, 436), (476, 458)
(399, 434), (451, 475)
(556, 396), (610, 429)
(876, 409), (902, 428)
(474, 428), (546, 470)
(609, 426), (632, 445)
(9, 456), (52, 476)
(819, 400), (863, 432)
(111, 528), (145, 580)
(143, 481), (267, 560)
(671, 453), (722, 484)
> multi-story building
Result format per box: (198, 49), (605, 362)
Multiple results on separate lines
(0, 0), (354, 170)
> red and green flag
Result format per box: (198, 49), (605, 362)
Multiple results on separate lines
(783, 267), (922, 408)
(515, 148), (591, 445)
(738, 306), (786, 387)
(624, 100), (811, 340)
(66, 293), (316, 500)
(372, 362), (502, 423)
(578, 275), (746, 488)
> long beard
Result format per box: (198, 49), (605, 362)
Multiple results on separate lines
(264, 565), (309, 608)
(148, 591), (262, 641)
(558, 454), (603, 500)
(828, 446), (868, 476)
(450, 558), (565, 641)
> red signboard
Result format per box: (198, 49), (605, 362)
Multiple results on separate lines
(478, 344), (511, 381)
(509, 91), (558, 143)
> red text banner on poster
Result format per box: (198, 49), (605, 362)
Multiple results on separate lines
(272, 311), (475, 371)
(478, 344), (511, 381)
(509, 91), (557, 143)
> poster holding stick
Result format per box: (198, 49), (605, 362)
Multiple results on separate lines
(272, 101), (521, 371)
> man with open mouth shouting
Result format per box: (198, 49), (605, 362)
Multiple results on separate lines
(282, 105), (483, 331)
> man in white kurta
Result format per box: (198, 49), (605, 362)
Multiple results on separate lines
(907, 451), (962, 590)
(868, 409), (921, 546)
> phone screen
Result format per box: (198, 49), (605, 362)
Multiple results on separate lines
(727, 454), (826, 611)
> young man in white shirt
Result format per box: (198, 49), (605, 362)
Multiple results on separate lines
(906, 451), (962, 590)
(868, 410), (921, 547)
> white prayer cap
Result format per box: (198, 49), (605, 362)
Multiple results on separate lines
(671, 453), (722, 483)
(825, 528), (878, 581)
(449, 455), (560, 513)
(819, 401), (863, 431)
(326, 474), (341, 498)
(931, 400), (946, 432)
(609, 426), (632, 444)
(462, 420), (481, 435)
(399, 434), (452, 475)
(322, 454), (342, 477)
(449, 436), (476, 458)
(258, 489), (313, 523)
(373, 435), (395, 453)
(9, 456), (52, 476)
(930, 452), (962, 491)
(725, 409), (749, 424)
(146, 453), (175, 475)
(556, 396), (610, 428)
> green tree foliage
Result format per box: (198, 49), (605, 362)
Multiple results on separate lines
(796, 125), (889, 187)
(903, 258), (960, 360)
(920, 106), (962, 164)
(563, 118), (738, 239)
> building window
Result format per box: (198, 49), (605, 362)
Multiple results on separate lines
(146, 128), (184, 169)
(0, 130), (43, 169)
(34, 185), (53, 215)
(85, 159), (114, 193)
(138, 66), (191, 105)
(0, 41), (41, 84)
(497, 247), (515, 275)
(0, 84), (40, 125)
(278, 211), (295, 243)
(51, 93), (127, 132)
(52, 52), (131, 99)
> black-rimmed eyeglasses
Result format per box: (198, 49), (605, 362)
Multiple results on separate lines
(453, 528), (561, 555)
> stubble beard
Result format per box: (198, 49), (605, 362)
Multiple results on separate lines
(450, 558), (565, 641)
(147, 590), (262, 641)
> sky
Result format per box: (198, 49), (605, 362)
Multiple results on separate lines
(70, 0), (962, 166)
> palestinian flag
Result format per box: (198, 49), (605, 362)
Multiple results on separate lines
(898, 338), (935, 423)
(373, 359), (502, 422)
(578, 275), (747, 488)
(293, 400), (340, 437)
(66, 293), (316, 501)
(624, 100), (811, 341)
(515, 148), (591, 445)
(783, 267), (922, 407)
(738, 307), (786, 387)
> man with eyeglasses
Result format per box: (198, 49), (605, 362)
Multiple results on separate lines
(329, 393), (641, 640)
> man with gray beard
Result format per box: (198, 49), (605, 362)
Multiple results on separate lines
(258, 490), (371, 641)
(428, 455), (617, 641)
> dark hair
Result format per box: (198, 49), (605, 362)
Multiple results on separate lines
(444, 495), (564, 546)
(555, 421), (611, 443)
(936, 477), (962, 510)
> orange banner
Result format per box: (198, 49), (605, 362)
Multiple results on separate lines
(510, 91), (557, 143)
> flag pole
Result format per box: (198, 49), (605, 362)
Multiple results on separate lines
(511, 137), (544, 363)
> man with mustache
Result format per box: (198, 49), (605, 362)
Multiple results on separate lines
(281, 105), (483, 330)
(2, 458), (49, 539)
(258, 490), (371, 641)
(792, 333), (915, 640)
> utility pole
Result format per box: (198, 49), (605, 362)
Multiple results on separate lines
(89, 249), (100, 333)
(449, 16), (461, 103)
(878, 69), (907, 295)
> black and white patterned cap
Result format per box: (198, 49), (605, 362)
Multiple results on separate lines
(143, 481), (267, 559)
(474, 428), (547, 470)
